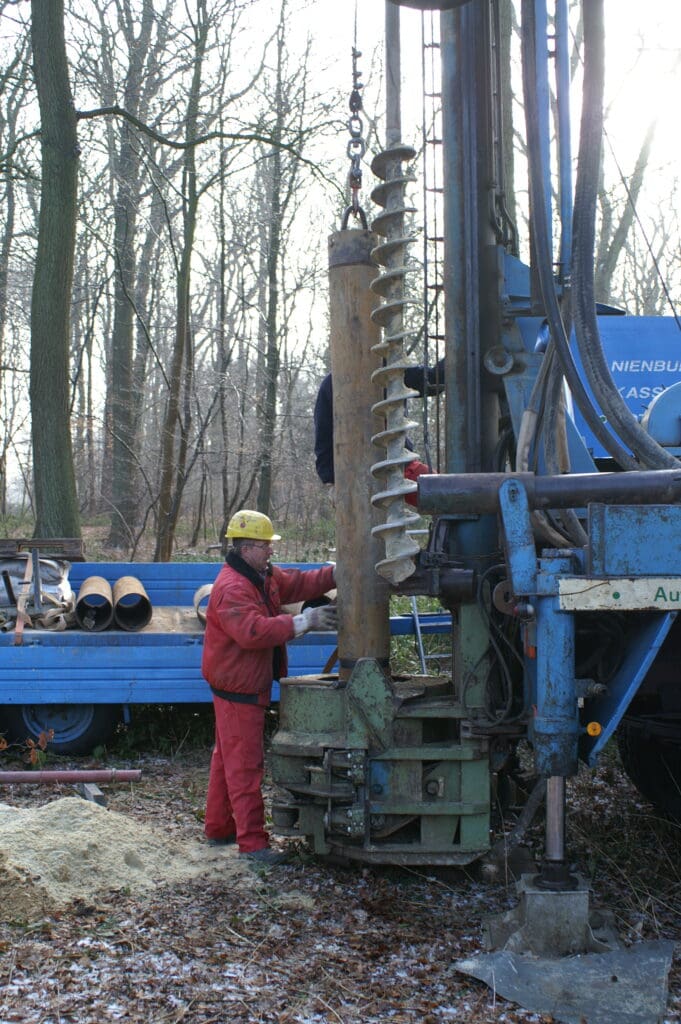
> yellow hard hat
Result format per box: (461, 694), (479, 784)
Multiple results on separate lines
(226, 509), (281, 542)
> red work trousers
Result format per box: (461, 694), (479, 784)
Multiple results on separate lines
(204, 696), (269, 853)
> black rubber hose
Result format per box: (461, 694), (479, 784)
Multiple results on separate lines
(543, 355), (588, 546)
(520, 0), (637, 470)
(571, 0), (678, 470)
(543, 346), (564, 472)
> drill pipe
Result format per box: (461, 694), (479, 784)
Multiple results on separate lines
(0, 770), (141, 784)
(418, 469), (681, 516)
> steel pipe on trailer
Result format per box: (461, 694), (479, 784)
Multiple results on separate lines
(75, 576), (114, 631)
(113, 576), (152, 631)
(0, 770), (141, 784)
(418, 469), (681, 516)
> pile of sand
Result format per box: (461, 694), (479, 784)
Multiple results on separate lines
(0, 797), (255, 921)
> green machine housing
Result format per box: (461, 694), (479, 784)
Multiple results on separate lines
(271, 660), (491, 865)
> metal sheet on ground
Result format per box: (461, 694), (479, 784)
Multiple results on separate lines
(455, 941), (674, 1024)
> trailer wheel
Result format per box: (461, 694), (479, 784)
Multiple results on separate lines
(616, 718), (681, 821)
(0, 704), (121, 756)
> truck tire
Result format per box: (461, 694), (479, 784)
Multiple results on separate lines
(616, 717), (681, 821)
(1, 704), (121, 757)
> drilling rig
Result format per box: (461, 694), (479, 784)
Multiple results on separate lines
(271, 0), (681, 905)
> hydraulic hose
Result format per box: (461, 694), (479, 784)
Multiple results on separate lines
(520, 0), (637, 471)
(571, 0), (678, 470)
(516, 350), (552, 475)
(542, 297), (588, 546)
(542, 348), (567, 473)
(543, 353), (588, 546)
(516, 346), (576, 546)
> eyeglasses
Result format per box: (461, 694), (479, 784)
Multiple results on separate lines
(246, 540), (273, 549)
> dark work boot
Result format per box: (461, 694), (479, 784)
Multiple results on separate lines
(239, 847), (288, 867)
(206, 835), (236, 847)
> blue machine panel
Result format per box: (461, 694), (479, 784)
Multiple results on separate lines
(579, 612), (675, 766)
(572, 316), (681, 458)
(510, 314), (681, 463)
(589, 504), (681, 576)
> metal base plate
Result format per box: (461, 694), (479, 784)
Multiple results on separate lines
(460, 873), (674, 1023)
(455, 941), (674, 1024)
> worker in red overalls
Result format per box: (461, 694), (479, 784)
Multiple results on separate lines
(202, 509), (337, 867)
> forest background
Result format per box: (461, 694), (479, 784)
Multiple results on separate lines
(0, 0), (679, 562)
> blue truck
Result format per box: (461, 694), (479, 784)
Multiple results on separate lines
(0, 557), (449, 755)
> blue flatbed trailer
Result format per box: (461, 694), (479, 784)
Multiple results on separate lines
(0, 561), (450, 754)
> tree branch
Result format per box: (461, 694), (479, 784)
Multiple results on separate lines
(76, 104), (309, 160)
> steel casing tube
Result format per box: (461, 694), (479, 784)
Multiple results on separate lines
(112, 575), (152, 631)
(75, 576), (114, 631)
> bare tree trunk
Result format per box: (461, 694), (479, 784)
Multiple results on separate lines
(29, 0), (81, 538)
(190, 464), (208, 547)
(106, 0), (164, 548)
(84, 312), (96, 515)
(70, 257), (105, 517)
(255, 157), (281, 516)
(107, 130), (142, 547)
(0, 30), (30, 517)
(154, 0), (208, 561)
(256, 8), (286, 516)
(595, 120), (656, 303)
(0, 117), (16, 519)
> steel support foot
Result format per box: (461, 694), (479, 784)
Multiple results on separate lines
(533, 857), (578, 891)
(484, 873), (619, 957)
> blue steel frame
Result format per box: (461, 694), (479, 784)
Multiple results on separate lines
(436, 0), (681, 782)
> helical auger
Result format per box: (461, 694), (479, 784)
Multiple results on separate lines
(369, 144), (423, 585)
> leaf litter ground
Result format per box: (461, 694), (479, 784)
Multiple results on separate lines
(0, 741), (679, 1024)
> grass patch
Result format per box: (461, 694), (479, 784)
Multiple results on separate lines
(107, 704), (215, 758)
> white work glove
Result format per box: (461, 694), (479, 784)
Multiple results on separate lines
(293, 604), (338, 636)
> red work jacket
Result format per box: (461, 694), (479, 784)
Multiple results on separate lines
(201, 552), (335, 706)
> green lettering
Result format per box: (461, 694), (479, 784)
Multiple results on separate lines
(655, 586), (668, 602)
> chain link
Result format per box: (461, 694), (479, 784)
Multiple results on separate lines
(342, 46), (367, 228)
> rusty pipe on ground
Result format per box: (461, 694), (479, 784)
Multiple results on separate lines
(328, 229), (392, 682)
(0, 770), (141, 784)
